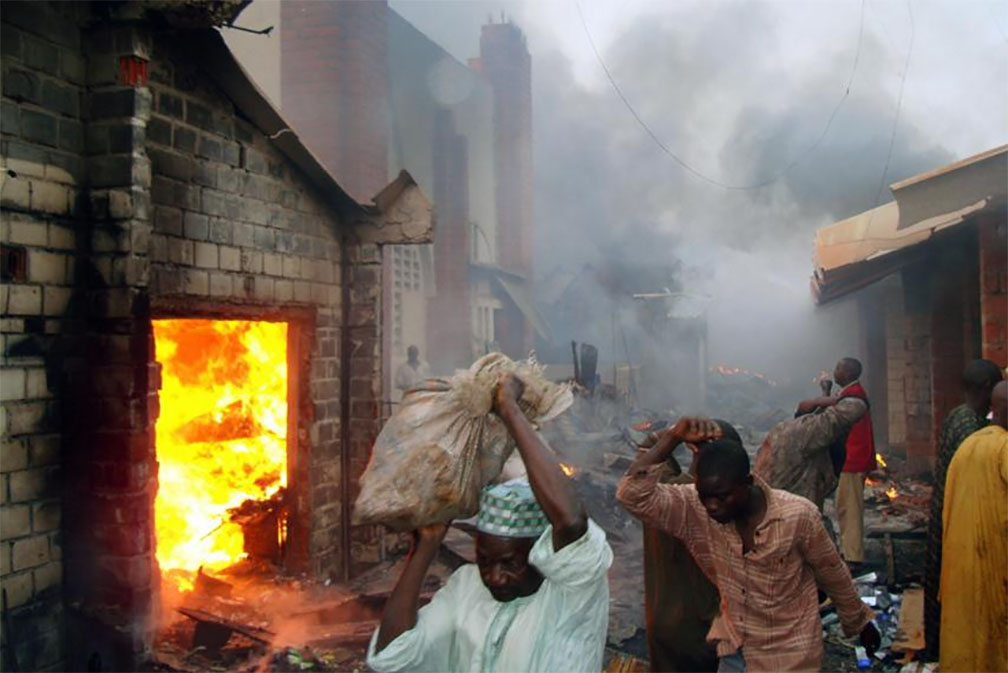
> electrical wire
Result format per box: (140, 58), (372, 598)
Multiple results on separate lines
(573, 0), (867, 191)
(871, 0), (915, 209)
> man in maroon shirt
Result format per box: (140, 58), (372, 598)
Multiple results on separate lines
(832, 357), (876, 564)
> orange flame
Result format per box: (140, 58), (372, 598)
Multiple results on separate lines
(865, 476), (883, 487)
(153, 319), (288, 590)
(885, 486), (898, 500)
(559, 463), (577, 477)
(876, 453), (887, 469)
(709, 364), (778, 386)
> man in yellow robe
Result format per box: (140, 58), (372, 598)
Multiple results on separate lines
(939, 379), (1008, 673)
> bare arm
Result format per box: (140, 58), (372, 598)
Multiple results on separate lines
(628, 417), (723, 474)
(494, 373), (586, 550)
(374, 524), (447, 652)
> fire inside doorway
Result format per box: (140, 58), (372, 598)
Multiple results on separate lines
(152, 319), (289, 596)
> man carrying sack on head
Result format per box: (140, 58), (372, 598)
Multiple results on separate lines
(366, 373), (613, 673)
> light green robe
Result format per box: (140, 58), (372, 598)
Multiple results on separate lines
(367, 520), (613, 673)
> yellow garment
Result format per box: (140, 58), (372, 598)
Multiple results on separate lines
(939, 425), (1008, 673)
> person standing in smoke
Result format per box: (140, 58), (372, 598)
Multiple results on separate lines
(831, 357), (875, 569)
(394, 344), (431, 396)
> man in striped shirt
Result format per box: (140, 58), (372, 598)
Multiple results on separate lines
(617, 418), (880, 671)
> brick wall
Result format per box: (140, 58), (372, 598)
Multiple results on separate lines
(884, 276), (907, 448)
(472, 21), (532, 278)
(2, 6), (390, 668)
(979, 213), (1007, 367)
(472, 21), (534, 355)
(901, 262), (933, 471)
(928, 229), (978, 450)
(426, 109), (472, 372)
(280, 0), (389, 203)
(1, 3), (86, 669)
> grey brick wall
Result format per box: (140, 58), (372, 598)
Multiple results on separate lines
(144, 33), (382, 583)
(3, 5), (391, 670)
(1, 3), (85, 670)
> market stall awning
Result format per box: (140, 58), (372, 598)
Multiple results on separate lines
(493, 276), (554, 342)
(811, 198), (989, 304)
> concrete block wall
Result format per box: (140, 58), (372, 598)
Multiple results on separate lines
(144, 33), (385, 581)
(1, 3), (86, 669)
(2, 5), (391, 668)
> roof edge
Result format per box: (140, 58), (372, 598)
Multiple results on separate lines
(889, 144), (1008, 192)
(193, 29), (366, 217)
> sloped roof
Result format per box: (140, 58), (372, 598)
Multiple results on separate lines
(811, 145), (1007, 304)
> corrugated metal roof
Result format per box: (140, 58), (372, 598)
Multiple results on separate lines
(811, 199), (988, 304)
(810, 145), (1008, 305)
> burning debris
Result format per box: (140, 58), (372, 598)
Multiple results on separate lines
(705, 364), (790, 439)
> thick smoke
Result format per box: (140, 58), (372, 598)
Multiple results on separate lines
(524, 2), (960, 388)
(386, 0), (1004, 394)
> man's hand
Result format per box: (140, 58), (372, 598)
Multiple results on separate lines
(819, 378), (834, 396)
(492, 372), (526, 415)
(414, 522), (449, 546)
(669, 417), (722, 448)
(859, 621), (881, 657)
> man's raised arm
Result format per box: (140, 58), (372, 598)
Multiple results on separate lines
(616, 417), (720, 538)
(795, 397), (868, 458)
(493, 373), (587, 550)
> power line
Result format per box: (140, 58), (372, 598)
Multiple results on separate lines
(573, 0), (867, 191)
(871, 0), (915, 209)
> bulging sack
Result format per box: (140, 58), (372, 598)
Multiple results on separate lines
(352, 353), (572, 531)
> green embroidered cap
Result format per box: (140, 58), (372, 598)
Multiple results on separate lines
(476, 480), (549, 538)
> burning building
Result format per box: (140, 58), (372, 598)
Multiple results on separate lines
(0, 1), (432, 669)
(811, 144), (1007, 472)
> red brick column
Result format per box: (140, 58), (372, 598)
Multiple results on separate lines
(979, 214), (1007, 367)
(280, 0), (389, 202)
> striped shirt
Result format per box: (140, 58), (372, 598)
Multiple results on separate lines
(617, 468), (873, 671)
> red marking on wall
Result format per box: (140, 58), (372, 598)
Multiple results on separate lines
(119, 56), (149, 87)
